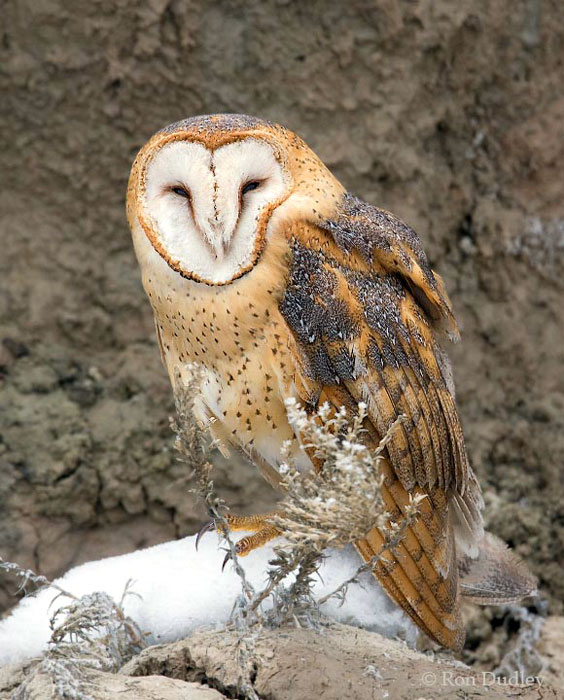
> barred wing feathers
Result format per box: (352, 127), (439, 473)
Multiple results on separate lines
(279, 195), (484, 650)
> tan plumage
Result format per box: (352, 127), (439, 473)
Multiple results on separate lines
(127, 114), (537, 651)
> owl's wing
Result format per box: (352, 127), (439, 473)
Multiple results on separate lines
(279, 195), (483, 650)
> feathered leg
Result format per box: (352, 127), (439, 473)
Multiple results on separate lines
(196, 511), (281, 559)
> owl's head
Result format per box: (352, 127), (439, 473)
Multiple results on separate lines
(127, 114), (343, 285)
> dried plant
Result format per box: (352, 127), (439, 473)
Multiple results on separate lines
(172, 366), (261, 700)
(252, 399), (421, 624)
(0, 559), (61, 597)
(0, 560), (145, 700)
(273, 399), (397, 549)
(263, 549), (323, 629)
(171, 366), (256, 604)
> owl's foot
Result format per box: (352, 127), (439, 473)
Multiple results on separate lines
(195, 520), (216, 549)
(195, 511), (279, 550)
(222, 524), (281, 571)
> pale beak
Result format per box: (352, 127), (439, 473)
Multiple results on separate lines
(203, 217), (225, 260)
(205, 216), (235, 260)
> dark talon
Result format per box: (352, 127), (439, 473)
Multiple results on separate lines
(195, 520), (215, 550)
(221, 549), (232, 572)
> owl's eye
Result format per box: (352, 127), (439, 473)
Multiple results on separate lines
(242, 180), (261, 195)
(171, 186), (189, 198)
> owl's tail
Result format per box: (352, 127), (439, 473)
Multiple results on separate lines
(355, 467), (537, 651)
(355, 459), (466, 651)
(458, 531), (537, 605)
(355, 531), (465, 651)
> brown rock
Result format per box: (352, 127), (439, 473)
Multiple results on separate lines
(4, 624), (563, 699)
(123, 624), (561, 700)
(0, 667), (226, 700)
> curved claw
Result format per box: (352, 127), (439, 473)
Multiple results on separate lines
(195, 520), (216, 551)
(221, 549), (233, 572)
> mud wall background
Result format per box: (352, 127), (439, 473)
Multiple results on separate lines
(0, 0), (562, 624)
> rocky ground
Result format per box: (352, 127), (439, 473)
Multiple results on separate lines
(2, 623), (563, 700)
(1, 0), (563, 687)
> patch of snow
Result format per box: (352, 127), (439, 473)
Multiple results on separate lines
(0, 533), (416, 666)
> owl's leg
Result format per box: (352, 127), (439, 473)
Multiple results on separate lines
(195, 511), (279, 550)
(222, 524), (281, 570)
(224, 512), (279, 532)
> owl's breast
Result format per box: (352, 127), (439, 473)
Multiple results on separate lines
(193, 317), (313, 484)
(146, 267), (312, 483)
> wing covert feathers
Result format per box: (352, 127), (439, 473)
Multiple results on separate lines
(280, 196), (477, 504)
(278, 194), (487, 650)
(319, 194), (460, 342)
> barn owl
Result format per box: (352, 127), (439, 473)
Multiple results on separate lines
(126, 114), (536, 651)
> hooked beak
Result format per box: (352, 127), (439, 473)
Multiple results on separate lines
(204, 217), (234, 260)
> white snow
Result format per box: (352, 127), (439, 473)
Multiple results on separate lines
(0, 532), (416, 666)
